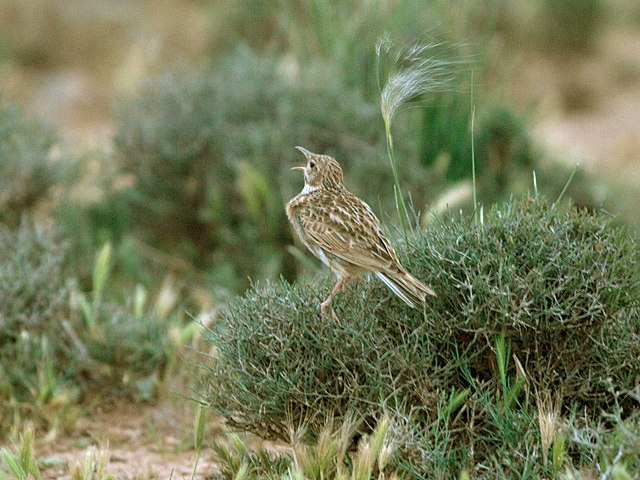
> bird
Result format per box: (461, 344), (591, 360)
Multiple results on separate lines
(285, 146), (436, 319)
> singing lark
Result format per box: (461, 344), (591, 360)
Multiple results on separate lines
(286, 146), (435, 317)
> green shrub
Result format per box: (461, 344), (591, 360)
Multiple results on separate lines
(0, 220), (71, 375)
(0, 221), (180, 434)
(0, 219), (77, 433)
(420, 198), (639, 400)
(0, 100), (73, 227)
(202, 197), (640, 453)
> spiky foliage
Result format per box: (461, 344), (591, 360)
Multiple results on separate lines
(418, 198), (639, 401)
(202, 197), (640, 469)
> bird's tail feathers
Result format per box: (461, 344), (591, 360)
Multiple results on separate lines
(375, 271), (436, 308)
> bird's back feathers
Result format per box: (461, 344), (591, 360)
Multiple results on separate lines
(286, 148), (437, 308)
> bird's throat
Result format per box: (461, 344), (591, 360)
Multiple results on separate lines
(300, 183), (321, 195)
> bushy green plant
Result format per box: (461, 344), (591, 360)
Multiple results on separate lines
(0, 221), (184, 434)
(201, 197), (640, 463)
(418, 198), (639, 401)
(0, 100), (73, 227)
(0, 219), (77, 431)
(202, 274), (459, 439)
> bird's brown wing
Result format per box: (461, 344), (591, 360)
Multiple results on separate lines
(301, 191), (403, 273)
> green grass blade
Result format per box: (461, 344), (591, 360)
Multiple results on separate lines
(92, 242), (112, 309)
(552, 163), (579, 209)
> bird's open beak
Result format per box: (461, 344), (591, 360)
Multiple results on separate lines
(295, 145), (312, 157)
(292, 146), (312, 170)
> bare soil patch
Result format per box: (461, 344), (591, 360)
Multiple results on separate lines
(36, 395), (218, 479)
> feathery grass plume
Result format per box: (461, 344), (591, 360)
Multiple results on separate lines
(289, 415), (353, 478)
(378, 37), (461, 126)
(536, 389), (561, 467)
(377, 36), (467, 235)
(352, 414), (391, 480)
(191, 404), (207, 480)
(0, 424), (42, 480)
(70, 445), (113, 480)
(552, 432), (567, 474)
(211, 432), (291, 478)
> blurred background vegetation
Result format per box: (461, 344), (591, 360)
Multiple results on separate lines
(3, 0), (637, 299)
(0, 0), (639, 477)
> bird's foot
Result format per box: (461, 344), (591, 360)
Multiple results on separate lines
(320, 300), (341, 325)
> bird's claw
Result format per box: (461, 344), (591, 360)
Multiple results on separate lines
(320, 301), (341, 325)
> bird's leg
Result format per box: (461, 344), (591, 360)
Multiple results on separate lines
(320, 277), (346, 312)
(320, 276), (351, 322)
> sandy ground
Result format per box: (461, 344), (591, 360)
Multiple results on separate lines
(35, 395), (219, 479)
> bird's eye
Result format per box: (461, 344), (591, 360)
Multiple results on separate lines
(309, 161), (316, 169)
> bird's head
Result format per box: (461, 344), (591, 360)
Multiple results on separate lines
(292, 146), (344, 190)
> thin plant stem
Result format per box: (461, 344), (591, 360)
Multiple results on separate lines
(384, 120), (413, 239)
(552, 163), (580, 209)
(377, 37), (464, 239)
(190, 451), (201, 480)
(470, 70), (478, 224)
